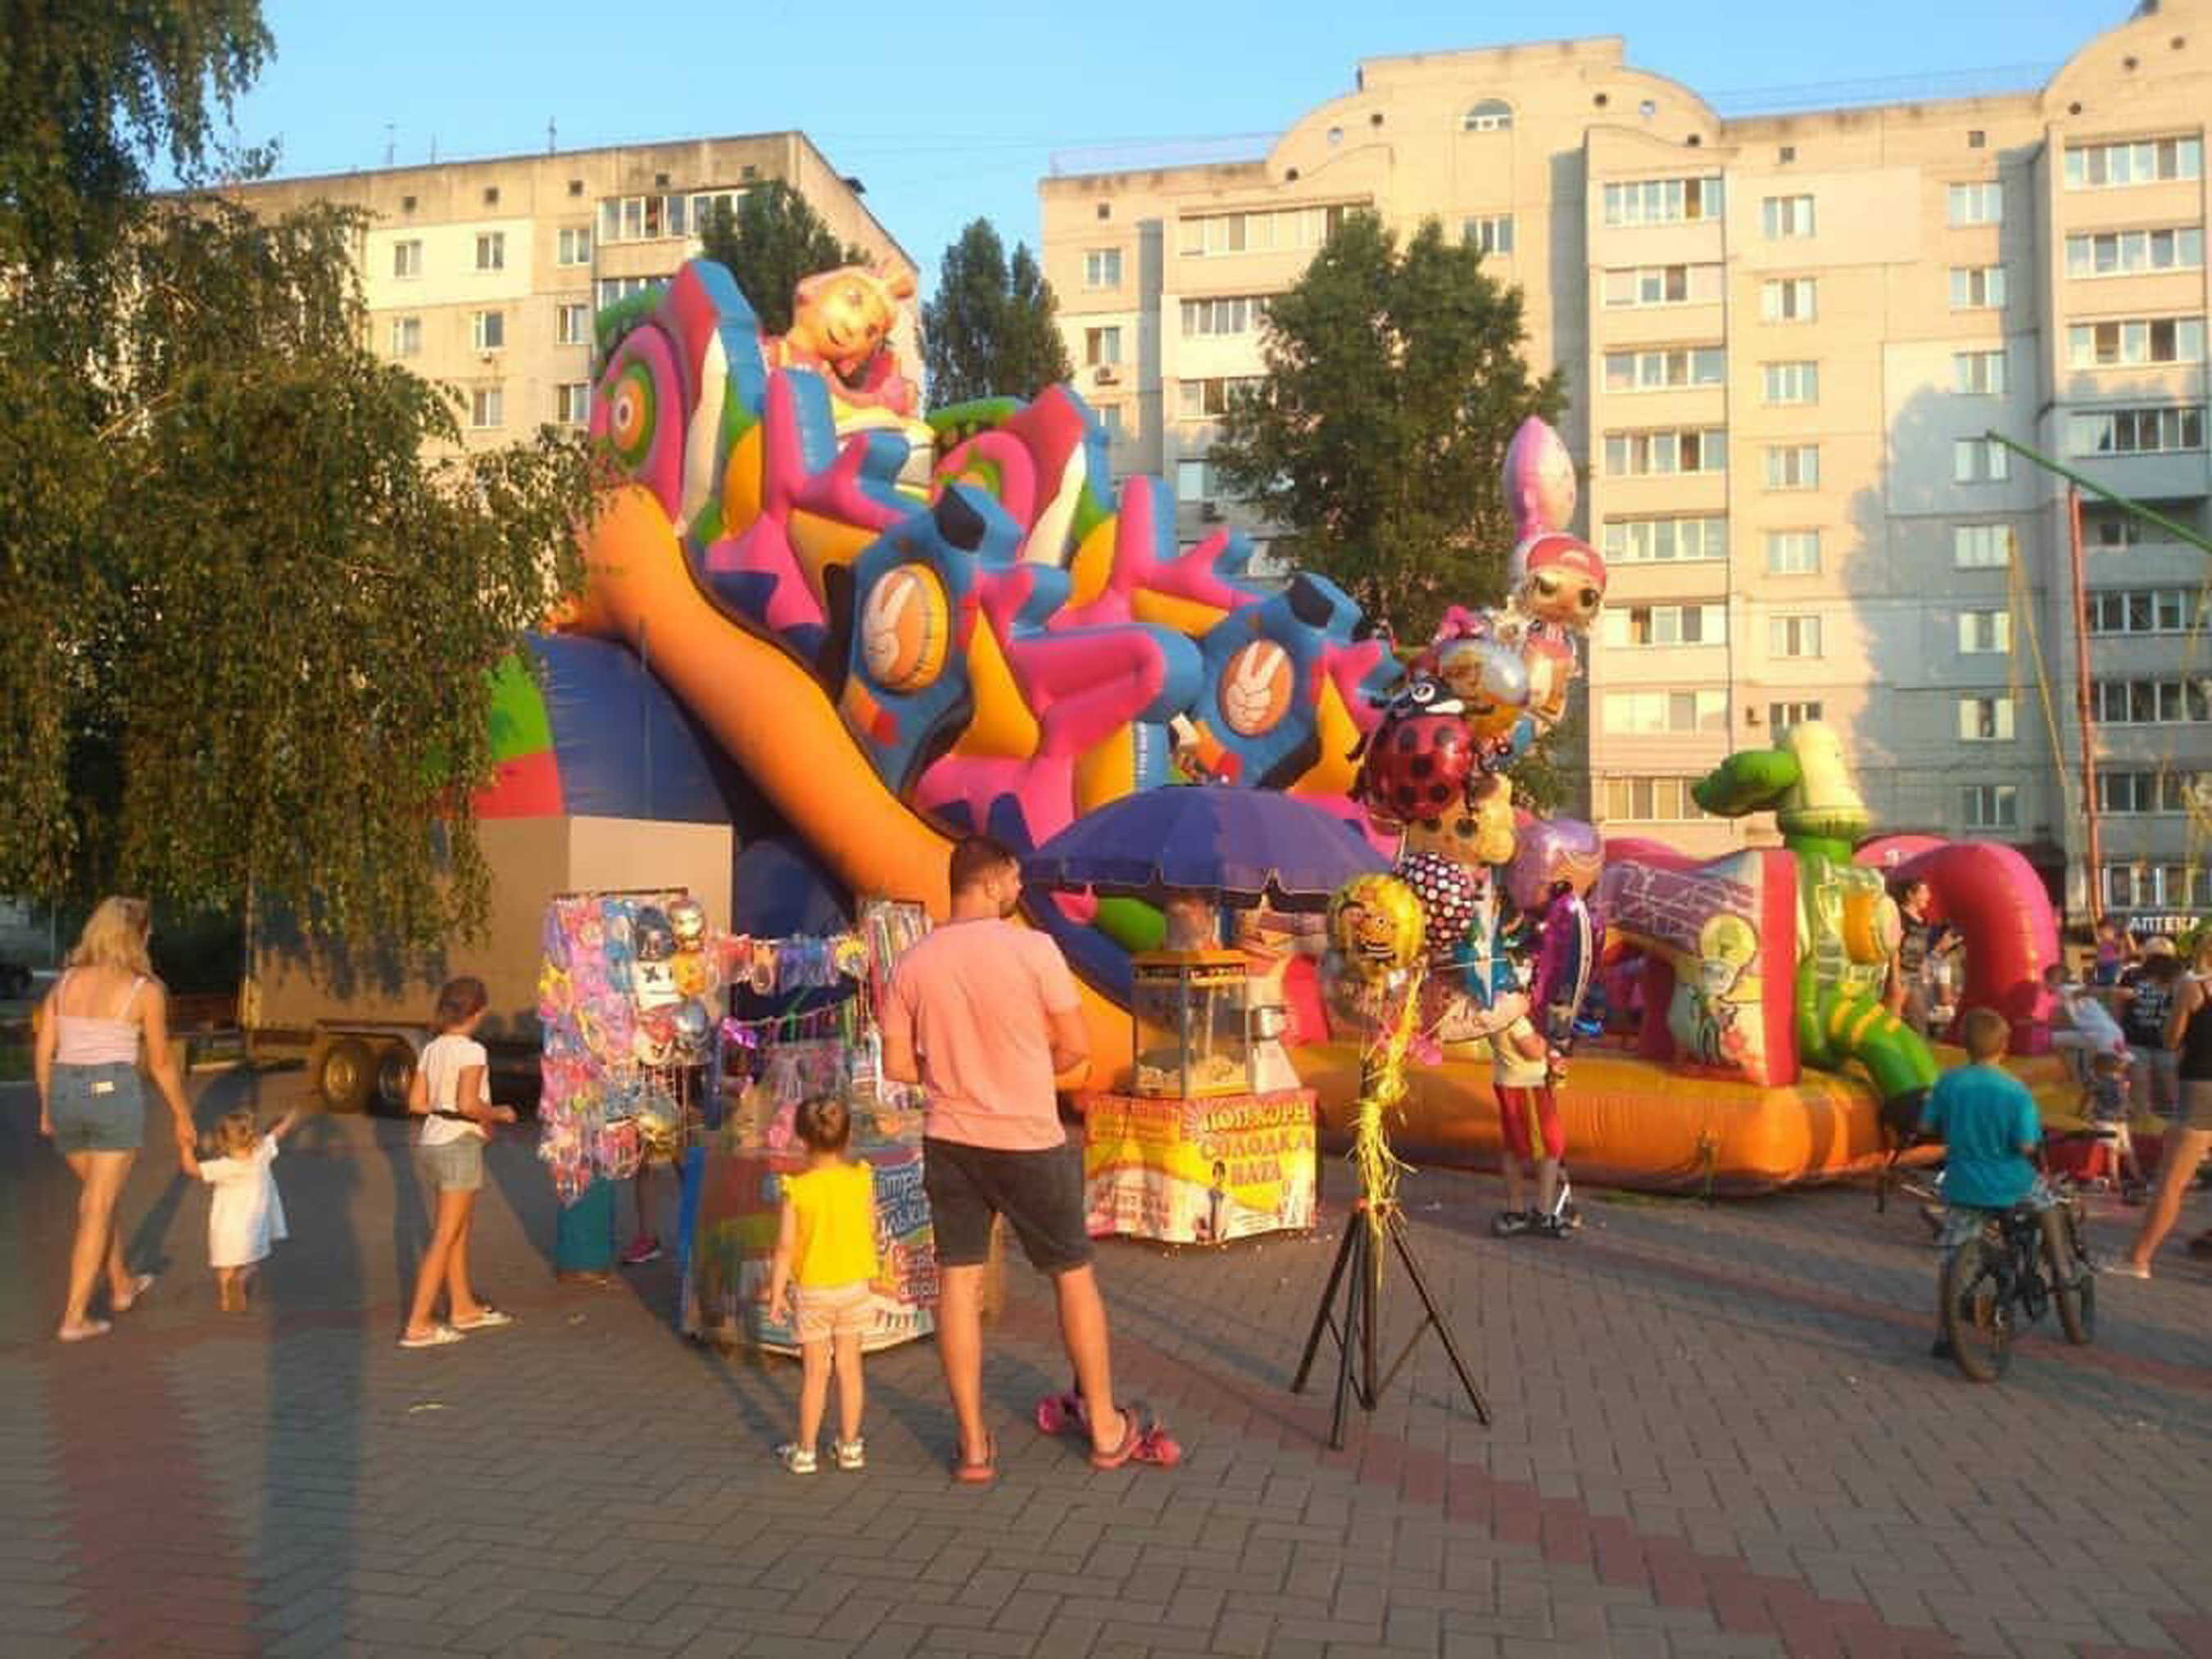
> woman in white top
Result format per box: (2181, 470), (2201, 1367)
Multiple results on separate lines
(32, 897), (198, 1341)
(400, 976), (517, 1348)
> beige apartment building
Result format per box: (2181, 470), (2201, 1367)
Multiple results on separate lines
(233, 133), (913, 451)
(1040, 2), (2212, 921)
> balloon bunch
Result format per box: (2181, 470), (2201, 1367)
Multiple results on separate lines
(1324, 874), (1429, 1231)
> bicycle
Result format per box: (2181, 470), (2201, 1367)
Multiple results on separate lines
(1934, 1179), (2096, 1383)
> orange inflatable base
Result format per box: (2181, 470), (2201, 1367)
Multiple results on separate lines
(1281, 1044), (2079, 1197)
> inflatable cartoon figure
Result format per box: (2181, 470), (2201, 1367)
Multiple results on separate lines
(766, 265), (921, 423)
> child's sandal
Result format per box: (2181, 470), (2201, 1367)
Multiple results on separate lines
(777, 1442), (818, 1474)
(834, 1437), (866, 1471)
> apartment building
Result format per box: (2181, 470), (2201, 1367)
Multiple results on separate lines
(1040, 2), (2212, 918)
(232, 133), (914, 452)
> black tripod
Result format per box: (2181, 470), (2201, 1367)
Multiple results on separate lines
(1292, 1199), (1491, 1448)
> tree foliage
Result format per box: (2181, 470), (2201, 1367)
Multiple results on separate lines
(1, 2), (603, 945)
(696, 180), (864, 336)
(920, 218), (1075, 406)
(1208, 213), (1566, 644)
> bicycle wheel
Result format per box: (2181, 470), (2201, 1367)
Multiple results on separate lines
(1939, 1236), (2012, 1382)
(2042, 1208), (2095, 1346)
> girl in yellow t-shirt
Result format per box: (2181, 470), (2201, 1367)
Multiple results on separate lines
(766, 1095), (881, 1474)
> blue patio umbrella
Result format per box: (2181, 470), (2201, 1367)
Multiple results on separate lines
(1022, 785), (1386, 913)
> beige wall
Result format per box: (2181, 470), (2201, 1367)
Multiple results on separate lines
(233, 133), (915, 455)
(1042, 5), (2212, 910)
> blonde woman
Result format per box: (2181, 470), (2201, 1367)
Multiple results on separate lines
(32, 898), (198, 1340)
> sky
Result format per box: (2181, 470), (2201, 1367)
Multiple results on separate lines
(230, 0), (2124, 294)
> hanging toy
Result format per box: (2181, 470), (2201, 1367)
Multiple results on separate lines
(666, 896), (708, 946)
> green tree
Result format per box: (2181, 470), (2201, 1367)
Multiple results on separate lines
(0, 2), (603, 946)
(1208, 212), (1566, 643)
(920, 218), (1075, 406)
(697, 180), (864, 337)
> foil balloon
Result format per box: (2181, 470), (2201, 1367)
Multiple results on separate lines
(1432, 635), (1530, 742)
(672, 950), (712, 999)
(1503, 816), (1605, 913)
(1513, 531), (1608, 633)
(635, 1099), (684, 1160)
(1394, 850), (1481, 963)
(1503, 414), (1577, 537)
(670, 998), (714, 1060)
(1358, 704), (1479, 827)
(633, 907), (677, 963)
(667, 896), (708, 945)
(1328, 873), (1427, 984)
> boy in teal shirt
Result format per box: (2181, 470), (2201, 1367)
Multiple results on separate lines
(1921, 1007), (2045, 1359)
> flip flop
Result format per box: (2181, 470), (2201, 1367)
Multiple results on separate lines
(2107, 1261), (2152, 1279)
(1035, 1390), (1087, 1437)
(57, 1320), (113, 1344)
(951, 1433), (996, 1485)
(398, 1324), (465, 1349)
(111, 1273), (156, 1314)
(451, 1308), (513, 1331)
(1088, 1400), (1183, 1471)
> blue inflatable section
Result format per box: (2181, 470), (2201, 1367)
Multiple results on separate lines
(526, 634), (735, 825)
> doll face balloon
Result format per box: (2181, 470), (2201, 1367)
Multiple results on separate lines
(666, 897), (708, 946)
(1513, 533), (1608, 632)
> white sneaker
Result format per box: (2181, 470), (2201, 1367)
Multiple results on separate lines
(834, 1437), (866, 1471)
(777, 1442), (817, 1474)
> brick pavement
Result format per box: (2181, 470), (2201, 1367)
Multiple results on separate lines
(2, 1066), (2207, 1658)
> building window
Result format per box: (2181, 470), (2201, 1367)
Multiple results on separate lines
(1947, 181), (2003, 226)
(392, 239), (423, 279)
(2063, 135), (2204, 189)
(1178, 376), (1262, 419)
(596, 274), (669, 308)
(1765, 444), (1819, 490)
(555, 383), (590, 426)
(1600, 776), (1711, 823)
(1760, 278), (1817, 322)
(2066, 226), (2205, 278)
(1602, 603), (1727, 647)
(688, 189), (745, 233)
(1601, 515), (1728, 564)
(1463, 214), (1514, 256)
(1601, 689), (1728, 735)
(1949, 265), (2006, 309)
(2084, 509), (2146, 548)
(1953, 437), (2009, 483)
(1769, 700), (1823, 731)
(601, 193), (692, 243)
(469, 386), (503, 430)
(2098, 770), (2189, 814)
(1604, 428), (1726, 476)
(1099, 404), (1126, 441)
(1761, 194), (1815, 238)
(1181, 203), (1352, 257)
(1085, 325), (1122, 366)
(472, 310), (505, 351)
(1961, 784), (2019, 829)
(556, 226), (592, 266)
(1952, 350), (2007, 394)
(1601, 175), (1724, 226)
(1174, 458), (1213, 502)
(2066, 406), (2207, 457)
(1765, 530), (1820, 575)
(1181, 295), (1267, 335)
(2092, 678), (2210, 724)
(475, 232), (505, 272)
(1957, 610), (2012, 653)
(1084, 247), (1122, 288)
(1463, 100), (1513, 132)
(1769, 614), (1823, 658)
(388, 315), (422, 358)
(1954, 524), (2010, 567)
(1958, 695), (2015, 741)
(556, 302), (591, 347)
(2102, 864), (2212, 912)
(1603, 347), (1725, 392)
(2088, 587), (2200, 633)
(1600, 263), (1724, 308)
(2066, 318), (2206, 369)
(1761, 361), (1819, 405)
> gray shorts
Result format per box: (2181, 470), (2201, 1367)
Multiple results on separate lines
(417, 1136), (485, 1193)
(48, 1063), (145, 1154)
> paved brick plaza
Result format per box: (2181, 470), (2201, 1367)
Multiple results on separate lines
(2, 1067), (2207, 1659)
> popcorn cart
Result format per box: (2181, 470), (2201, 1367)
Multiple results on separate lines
(1130, 950), (1252, 1099)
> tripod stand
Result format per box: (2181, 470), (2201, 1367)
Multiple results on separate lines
(1292, 1199), (1491, 1448)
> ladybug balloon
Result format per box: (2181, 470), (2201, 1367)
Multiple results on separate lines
(1358, 679), (1479, 827)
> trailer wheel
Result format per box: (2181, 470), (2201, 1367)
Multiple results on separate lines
(374, 1042), (417, 1117)
(316, 1036), (376, 1114)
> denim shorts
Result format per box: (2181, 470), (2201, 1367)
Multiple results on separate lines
(48, 1063), (145, 1154)
(417, 1135), (485, 1193)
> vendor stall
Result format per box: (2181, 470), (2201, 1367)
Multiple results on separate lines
(1081, 1086), (1318, 1244)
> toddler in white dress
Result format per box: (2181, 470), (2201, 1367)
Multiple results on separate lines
(194, 1106), (301, 1311)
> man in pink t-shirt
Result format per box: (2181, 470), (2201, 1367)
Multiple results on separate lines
(882, 836), (1148, 1480)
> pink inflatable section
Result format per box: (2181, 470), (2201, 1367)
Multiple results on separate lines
(1856, 836), (2060, 1054)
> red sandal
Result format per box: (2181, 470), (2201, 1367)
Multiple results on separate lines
(1086, 1401), (1182, 1470)
(951, 1432), (996, 1485)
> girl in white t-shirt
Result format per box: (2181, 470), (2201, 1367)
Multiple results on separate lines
(194, 1105), (301, 1310)
(400, 977), (517, 1349)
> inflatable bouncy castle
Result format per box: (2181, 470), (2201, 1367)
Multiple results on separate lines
(490, 256), (2063, 1193)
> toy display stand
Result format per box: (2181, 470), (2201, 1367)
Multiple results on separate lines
(1078, 1087), (1318, 1244)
